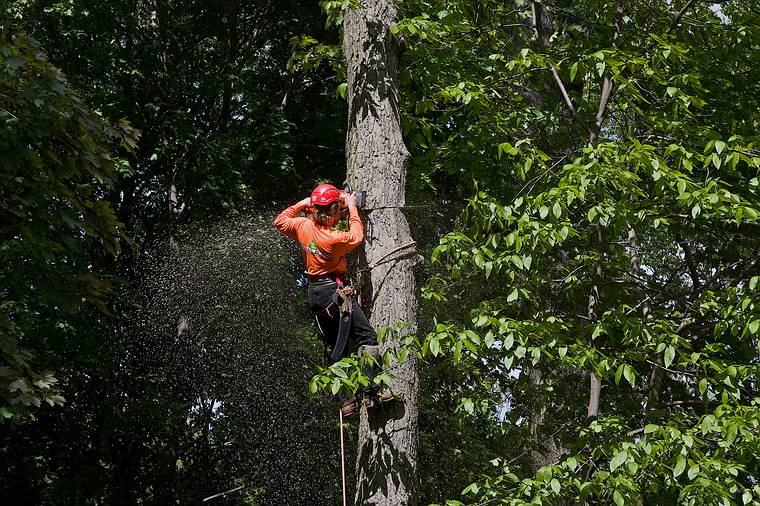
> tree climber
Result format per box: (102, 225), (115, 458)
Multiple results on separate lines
(274, 183), (390, 416)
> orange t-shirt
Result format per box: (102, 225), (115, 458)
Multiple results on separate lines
(273, 202), (364, 277)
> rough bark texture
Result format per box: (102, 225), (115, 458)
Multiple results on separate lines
(343, 1), (419, 504)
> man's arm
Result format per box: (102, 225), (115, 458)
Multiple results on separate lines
(331, 194), (364, 256)
(273, 197), (311, 240)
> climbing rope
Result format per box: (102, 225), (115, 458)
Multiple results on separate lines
(353, 241), (417, 307)
(359, 241), (417, 274)
(339, 408), (348, 506)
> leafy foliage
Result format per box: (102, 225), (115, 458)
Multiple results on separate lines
(388, 0), (760, 504)
(0, 28), (137, 420)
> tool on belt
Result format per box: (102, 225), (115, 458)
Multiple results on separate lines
(331, 286), (353, 362)
(314, 283), (355, 362)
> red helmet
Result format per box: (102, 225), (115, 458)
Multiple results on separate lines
(310, 183), (342, 207)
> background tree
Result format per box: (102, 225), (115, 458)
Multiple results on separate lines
(0, 27), (137, 421)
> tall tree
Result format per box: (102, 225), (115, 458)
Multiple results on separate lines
(343, 0), (419, 503)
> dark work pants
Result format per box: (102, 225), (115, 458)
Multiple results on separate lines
(307, 280), (377, 362)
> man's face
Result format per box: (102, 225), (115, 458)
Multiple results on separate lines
(325, 202), (340, 217)
(315, 202), (341, 226)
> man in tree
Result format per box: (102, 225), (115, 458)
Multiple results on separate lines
(274, 183), (387, 416)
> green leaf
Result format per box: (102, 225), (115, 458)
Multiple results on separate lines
(644, 424), (659, 434)
(570, 62), (578, 82)
(623, 365), (636, 386)
(664, 346), (676, 368)
(715, 140), (726, 154)
(429, 337), (441, 356)
(610, 450), (628, 472)
(498, 142), (512, 159)
(687, 462), (700, 481)
(463, 482), (479, 495)
(712, 152), (722, 169)
(613, 490), (624, 506)
(615, 364), (624, 385)
(552, 202), (562, 219)
(550, 478), (561, 494)
(673, 455), (686, 477)
(507, 288), (519, 303)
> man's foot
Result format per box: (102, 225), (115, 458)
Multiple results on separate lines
(340, 397), (358, 418)
(357, 344), (381, 359)
(375, 387), (395, 403)
(361, 387), (396, 408)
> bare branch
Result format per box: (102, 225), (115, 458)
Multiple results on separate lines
(532, 2), (593, 136)
(675, 233), (702, 289)
(668, 0), (697, 34)
(590, 0), (624, 144)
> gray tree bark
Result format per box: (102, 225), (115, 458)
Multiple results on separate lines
(343, 1), (419, 504)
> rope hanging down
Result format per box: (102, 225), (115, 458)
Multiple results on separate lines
(339, 408), (347, 506)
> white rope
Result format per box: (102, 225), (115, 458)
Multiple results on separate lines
(339, 408), (347, 506)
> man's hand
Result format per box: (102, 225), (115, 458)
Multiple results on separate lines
(297, 196), (311, 208)
(345, 192), (359, 209)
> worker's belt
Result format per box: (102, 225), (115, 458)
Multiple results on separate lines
(308, 274), (346, 287)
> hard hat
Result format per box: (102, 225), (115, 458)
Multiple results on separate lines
(310, 184), (342, 207)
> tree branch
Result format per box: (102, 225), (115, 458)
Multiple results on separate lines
(590, 0), (624, 144)
(675, 233), (702, 289)
(667, 0), (697, 34)
(532, 1), (593, 137)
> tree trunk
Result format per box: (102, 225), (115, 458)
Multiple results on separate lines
(343, 1), (419, 504)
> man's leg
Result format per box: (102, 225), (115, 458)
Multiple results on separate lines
(349, 303), (387, 402)
(308, 281), (341, 359)
(350, 303), (376, 348)
(308, 281), (359, 415)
